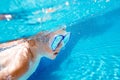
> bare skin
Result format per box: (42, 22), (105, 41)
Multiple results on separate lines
(0, 14), (12, 21)
(0, 15), (5, 20)
(0, 28), (68, 80)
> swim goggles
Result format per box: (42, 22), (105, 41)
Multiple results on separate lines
(50, 32), (70, 51)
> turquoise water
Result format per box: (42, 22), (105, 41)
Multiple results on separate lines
(0, 0), (120, 80)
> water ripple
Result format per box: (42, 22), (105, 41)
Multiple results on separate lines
(55, 54), (120, 80)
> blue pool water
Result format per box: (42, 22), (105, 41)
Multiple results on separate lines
(0, 0), (120, 80)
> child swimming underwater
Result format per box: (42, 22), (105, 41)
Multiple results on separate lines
(0, 27), (70, 80)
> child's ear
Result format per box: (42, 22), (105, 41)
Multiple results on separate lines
(28, 40), (36, 47)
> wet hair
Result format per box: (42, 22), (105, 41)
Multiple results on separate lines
(35, 31), (50, 43)
(36, 34), (49, 43)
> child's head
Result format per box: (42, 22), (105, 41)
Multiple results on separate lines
(33, 28), (70, 59)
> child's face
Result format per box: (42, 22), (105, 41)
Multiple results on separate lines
(35, 28), (70, 59)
